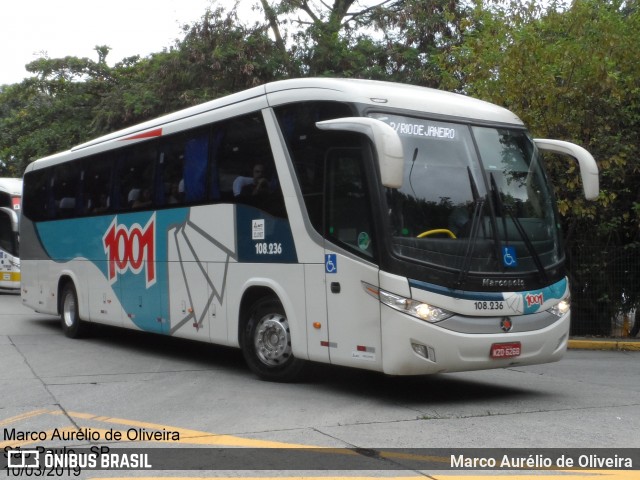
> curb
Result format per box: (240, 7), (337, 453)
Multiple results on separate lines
(568, 339), (640, 351)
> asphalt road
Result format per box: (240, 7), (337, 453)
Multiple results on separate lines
(1, 292), (639, 479)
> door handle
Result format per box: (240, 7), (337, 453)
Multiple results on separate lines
(330, 282), (341, 294)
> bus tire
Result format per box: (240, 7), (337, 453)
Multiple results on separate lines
(241, 296), (305, 382)
(60, 283), (86, 338)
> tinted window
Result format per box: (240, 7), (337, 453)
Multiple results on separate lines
(83, 155), (113, 215)
(158, 129), (210, 207)
(274, 101), (354, 231)
(325, 148), (375, 258)
(217, 113), (285, 217)
(23, 169), (51, 221)
(23, 111), (287, 221)
(52, 163), (81, 218)
(115, 142), (157, 211)
(0, 211), (17, 256)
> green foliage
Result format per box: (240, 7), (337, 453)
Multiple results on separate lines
(0, 46), (117, 173)
(438, 0), (640, 333)
(0, 6), (289, 169)
(92, 7), (289, 133)
(1, 0), (465, 170)
(1, 0), (638, 333)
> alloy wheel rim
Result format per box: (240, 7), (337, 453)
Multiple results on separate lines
(254, 313), (291, 366)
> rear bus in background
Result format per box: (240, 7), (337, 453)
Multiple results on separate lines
(0, 177), (22, 292)
(20, 78), (598, 381)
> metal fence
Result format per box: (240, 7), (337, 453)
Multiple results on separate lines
(568, 245), (640, 338)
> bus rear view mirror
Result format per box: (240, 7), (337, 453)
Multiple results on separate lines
(316, 117), (404, 188)
(0, 207), (19, 257)
(0, 206), (19, 233)
(534, 139), (599, 200)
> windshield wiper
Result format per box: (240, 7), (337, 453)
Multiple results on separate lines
(457, 167), (485, 288)
(490, 172), (510, 251)
(489, 172), (548, 282)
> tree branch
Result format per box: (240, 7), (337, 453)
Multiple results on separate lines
(260, 0), (287, 54)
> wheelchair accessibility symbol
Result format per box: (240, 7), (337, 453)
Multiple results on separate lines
(325, 254), (337, 274)
(502, 246), (518, 268)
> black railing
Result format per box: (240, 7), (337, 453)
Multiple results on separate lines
(568, 245), (640, 337)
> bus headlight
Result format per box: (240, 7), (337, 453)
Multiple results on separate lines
(363, 282), (453, 323)
(548, 297), (570, 317)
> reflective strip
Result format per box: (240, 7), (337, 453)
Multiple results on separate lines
(357, 345), (375, 353)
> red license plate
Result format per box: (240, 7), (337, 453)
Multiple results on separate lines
(490, 342), (521, 359)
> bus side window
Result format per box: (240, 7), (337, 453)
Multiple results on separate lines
(183, 134), (208, 204)
(116, 143), (157, 211)
(274, 101), (355, 233)
(325, 147), (376, 258)
(157, 148), (184, 207)
(0, 210), (16, 256)
(208, 130), (224, 202)
(158, 130), (209, 207)
(217, 113), (285, 218)
(83, 155), (113, 215)
(52, 164), (80, 219)
(23, 170), (52, 221)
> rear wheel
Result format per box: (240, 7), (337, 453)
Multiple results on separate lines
(241, 296), (305, 382)
(60, 283), (86, 338)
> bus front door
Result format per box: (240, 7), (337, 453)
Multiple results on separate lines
(323, 147), (382, 370)
(324, 251), (381, 370)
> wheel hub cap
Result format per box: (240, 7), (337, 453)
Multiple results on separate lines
(254, 313), (291, 366)
(63, 294), (76, 328)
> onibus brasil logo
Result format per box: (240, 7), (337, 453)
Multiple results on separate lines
(103, 214), (156, 288)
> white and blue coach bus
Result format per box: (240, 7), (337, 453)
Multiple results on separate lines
(20, 78), (598, 381)
(0, 177), (22, 292)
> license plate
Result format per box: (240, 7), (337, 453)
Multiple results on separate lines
(490, 342), (521, 359)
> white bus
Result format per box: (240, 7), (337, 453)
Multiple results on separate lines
(20, 78), (598, 381)
(0, 178), (22, 292)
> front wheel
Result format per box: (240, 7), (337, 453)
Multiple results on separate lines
(60, 283), (86, 338)
(241, 297), (305, 382)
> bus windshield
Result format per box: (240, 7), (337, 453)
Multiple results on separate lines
(370, 113), (562, 280)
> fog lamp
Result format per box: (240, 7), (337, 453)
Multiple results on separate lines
(411, 342), (436, 362)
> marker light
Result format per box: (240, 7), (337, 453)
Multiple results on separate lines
(548, 297), (570, 317)
(363, 282), (453, 323)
